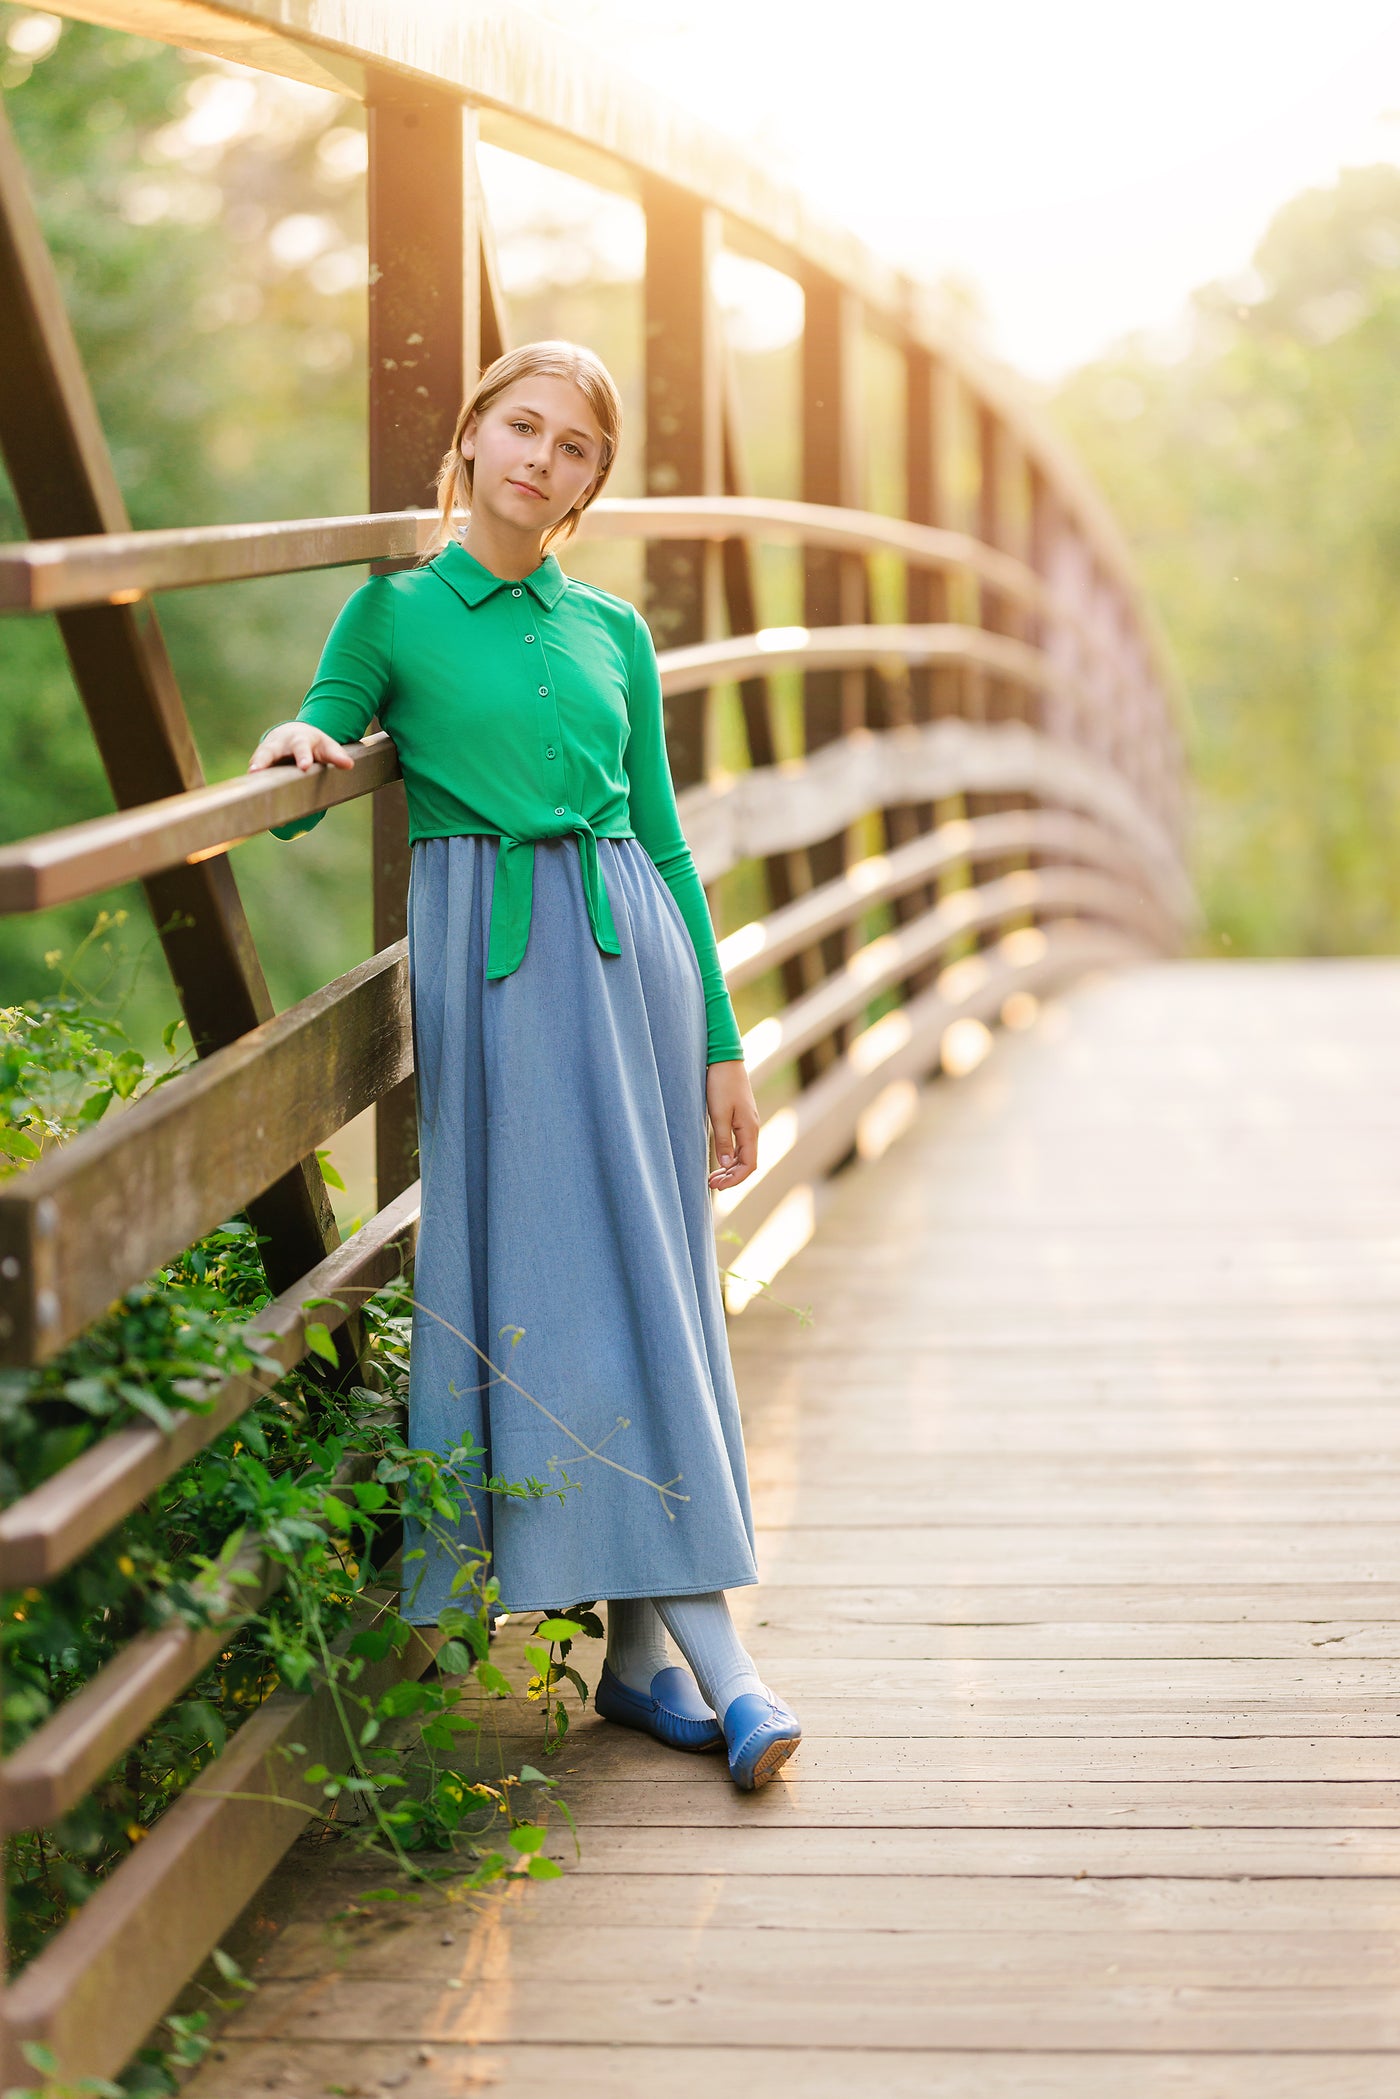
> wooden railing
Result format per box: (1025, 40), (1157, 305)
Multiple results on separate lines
(0, 0), (1190, 2084)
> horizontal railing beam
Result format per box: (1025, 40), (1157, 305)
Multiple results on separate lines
(0, 714), (1186, 933)
(1, 499), (1111, 695)
(0, 732), (400, 914)
(0, 512), (433, 612)
(658, 620), (1052, 698)
(718, 808), (1169, 989)
(0, 945), (411, 1365)
(0, 1595), (442, 2088)
(718, 919), (1149, 1253)
(0, 1181), (420, 1587)
(0, 1542), (282, 1834)
(741, 865), (1173, 1090)
(31, 0), (1158, 643)
(680, 719), (1192, 919)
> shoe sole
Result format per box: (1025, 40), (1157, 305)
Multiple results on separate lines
(736, 1728), (801, 1791)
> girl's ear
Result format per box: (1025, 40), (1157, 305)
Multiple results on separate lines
(460, 410), (478, 461)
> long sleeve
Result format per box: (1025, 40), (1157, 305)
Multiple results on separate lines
(267, 575), (396, 841)
(623, 607), (744, 1065)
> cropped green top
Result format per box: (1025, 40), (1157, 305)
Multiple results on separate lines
(267, 537), (743, 1065)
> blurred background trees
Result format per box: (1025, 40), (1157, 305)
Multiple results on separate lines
(1053, 164), (1400, 957)
(5, 5), (1400, 1043)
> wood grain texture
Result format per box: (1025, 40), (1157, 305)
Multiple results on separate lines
(182, 960), (1400, 2094)
(0, 943), (410, 1363)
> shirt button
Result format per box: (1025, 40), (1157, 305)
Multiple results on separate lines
(545, 746), (557, 759)
(538, 686), (548, 696)
(554, 805), (565, 816)
(524, 633), (536, 643)
(511, 587), (523, 597)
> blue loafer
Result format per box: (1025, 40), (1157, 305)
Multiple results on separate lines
(722, 1687), (802, 1790)
(593, 1660), (724, 1752)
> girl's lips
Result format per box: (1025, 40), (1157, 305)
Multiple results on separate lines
(507, 478), (547, 500)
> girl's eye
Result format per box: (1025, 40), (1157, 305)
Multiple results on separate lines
(511, 421), (534, 434)
(562, 442), (582, 457)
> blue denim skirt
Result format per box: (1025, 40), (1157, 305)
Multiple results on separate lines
(400, 834), (758, 1617)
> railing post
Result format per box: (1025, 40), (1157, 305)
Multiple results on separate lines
(641, 180), (722, 792)
(0, 98), (339, 1295)
(366, 81), (482, 1205)
(800, 271), (864, 1061)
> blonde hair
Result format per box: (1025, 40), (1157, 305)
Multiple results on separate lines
(419, 340), (623, 563)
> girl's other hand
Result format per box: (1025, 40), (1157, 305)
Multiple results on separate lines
(706, 1059), (760, 1191)
(247, 723), (355, 775)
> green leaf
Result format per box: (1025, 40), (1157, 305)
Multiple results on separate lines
(348, 1627), (394, 1662)
(303, 1763), (329, 1784)
(317, 1147), (347, 1192)
(435, 1639), (472, 1676)
(319, 1492), (352, 1530)
(210, 1946), (247, 1986)
(534, 1616), (584, 1642)
(75, 1085), (115, 1125)
(303, 1320), (339, 1366)
(508, 1824), (545, 1854)
(526, 1854), (563, 1879)
(475, 1661), (512, 1697)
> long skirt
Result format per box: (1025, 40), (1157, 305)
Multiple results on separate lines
(400, 833), (759, 1618)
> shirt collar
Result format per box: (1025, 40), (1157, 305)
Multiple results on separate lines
(430, 536), (568, 611)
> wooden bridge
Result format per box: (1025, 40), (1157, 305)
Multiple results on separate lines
(0, 3), (1392, 2094)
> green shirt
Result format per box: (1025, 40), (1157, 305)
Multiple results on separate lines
(268, 537), (743, 1065)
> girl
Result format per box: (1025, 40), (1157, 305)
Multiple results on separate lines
(248, 341), (801, 1791)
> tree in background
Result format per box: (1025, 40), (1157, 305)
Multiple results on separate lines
(1054, 165), (1400, 957)
(0, 9), (371, 1035)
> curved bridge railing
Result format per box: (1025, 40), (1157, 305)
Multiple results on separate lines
(0, 1), (1189, 2083)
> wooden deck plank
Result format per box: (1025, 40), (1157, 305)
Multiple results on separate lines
(187, 2043), (1400, 2099)
(184, 961), (1400, 2094)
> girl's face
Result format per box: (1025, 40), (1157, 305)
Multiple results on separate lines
(460, 375), (606, 543)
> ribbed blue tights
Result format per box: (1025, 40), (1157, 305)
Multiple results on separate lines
(605, 1592), (765, 1719)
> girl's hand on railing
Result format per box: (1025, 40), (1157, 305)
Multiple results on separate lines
(706, 1059), (760, 1190)
(247, 723), (356, 775)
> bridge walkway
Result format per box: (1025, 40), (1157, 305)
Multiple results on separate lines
(188, 961), (1400, 2098)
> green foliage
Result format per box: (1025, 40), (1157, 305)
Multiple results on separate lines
(1052, 164), (1400, 955)
(1, 946), (602, 2096)
(0, 909), (191, 1168)
(0, 11), (372, 1040)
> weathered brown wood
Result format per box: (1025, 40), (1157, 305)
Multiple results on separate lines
(0, 513), (433, 612)
(0, 1609), (443, 2089)
(0, 1544), (280, 1833)
(661, 621), (1058, 701)
(0, 946), (411, 1365)
(0, 733), (400, 914)
(366, 79), (475, 1209)
(718, 808), (1172, 990)
(177, 2041), (1400, 2099)
(641, 180), (722, 789)
(3, 496), (1137, 723)
(740, 867), (1173, 1088)
(170, 965), (1400, 2094)
(677, 718), (1190, 919)
(0, 93), (338, 1294)
(714, 922), (1144, 1247)
(798, 271), (866, 1063)
(0, 1182), (420, 1587)
(33, 0), (1176, 715)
